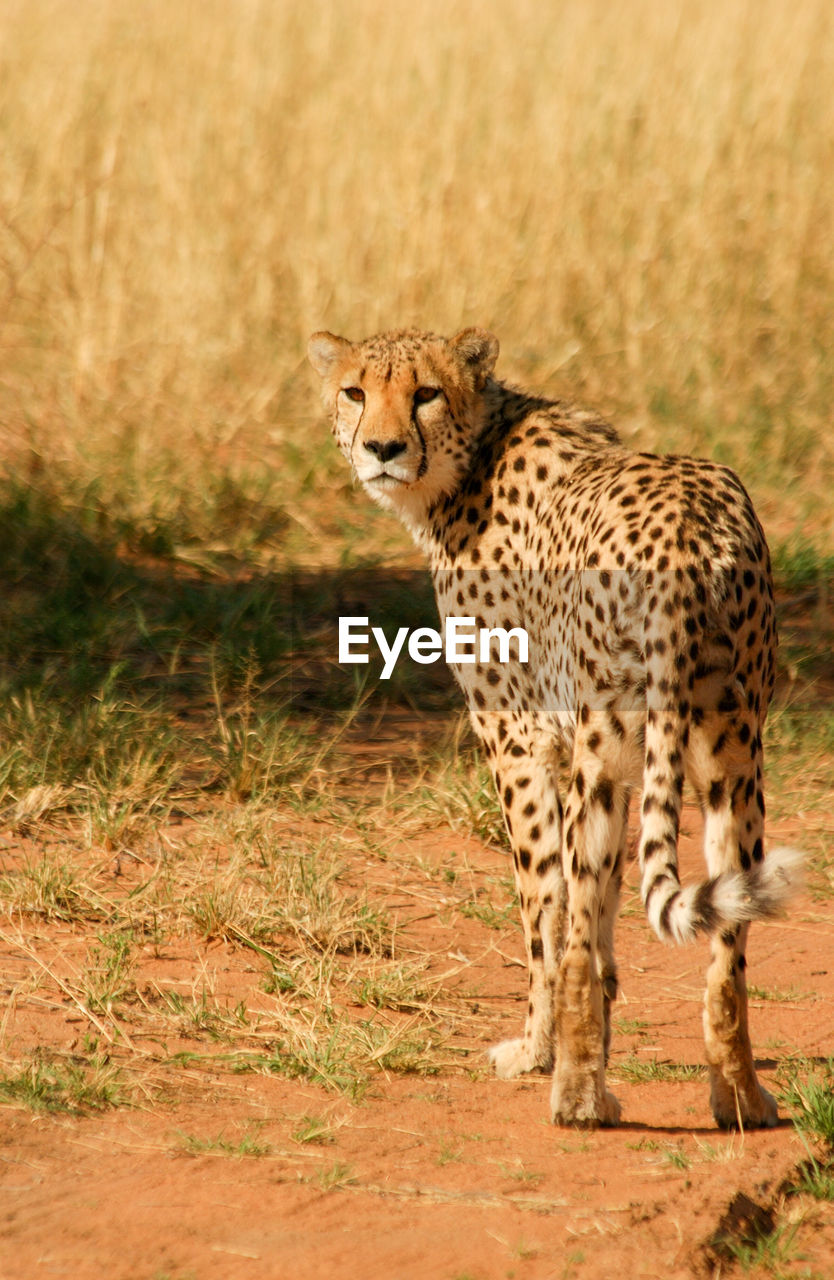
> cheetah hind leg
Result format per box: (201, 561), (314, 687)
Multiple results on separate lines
(549, 951), (622, 1128)
(704, 926), (779, 1130)
(698, 750), (792, 1130)
(550, 962), (621, 1126)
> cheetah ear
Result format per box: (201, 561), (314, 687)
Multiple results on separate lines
(307, 331), (352, 380)
(449, 327), (499, 387)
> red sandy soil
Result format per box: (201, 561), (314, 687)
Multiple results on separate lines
(1, 809), (832, 1280)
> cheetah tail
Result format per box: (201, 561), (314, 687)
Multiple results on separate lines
(645, 845), (804, 945)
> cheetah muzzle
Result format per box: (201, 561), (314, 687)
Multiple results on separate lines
(309, 325), (802, 1130)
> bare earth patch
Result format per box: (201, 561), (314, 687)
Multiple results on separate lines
(1, 803), (832, 1280)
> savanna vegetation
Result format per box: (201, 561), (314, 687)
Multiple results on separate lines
(1, 2), (833, 1274)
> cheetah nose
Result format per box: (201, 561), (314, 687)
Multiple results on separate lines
(363, 439), (407, 463)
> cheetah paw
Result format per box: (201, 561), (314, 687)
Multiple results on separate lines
(488, 1037), (551, 1079)
(712, 1080), (779, 1130)
(551, 1084), (622, 1129)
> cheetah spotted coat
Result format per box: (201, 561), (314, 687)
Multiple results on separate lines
(309, 326), (800, 1128)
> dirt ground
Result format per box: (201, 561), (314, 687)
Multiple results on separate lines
(1, 801), (832, 1280)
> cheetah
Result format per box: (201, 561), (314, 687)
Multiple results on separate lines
(308, 325), (801, 1129)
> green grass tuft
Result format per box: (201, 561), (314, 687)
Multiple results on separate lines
(0, 1052), (125, 1114)
(781, 1059), (834, 1149)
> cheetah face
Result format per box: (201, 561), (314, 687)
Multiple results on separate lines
(308, 327), (498, 522)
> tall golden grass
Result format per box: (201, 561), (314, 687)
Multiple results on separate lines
(1, 0), (832, 536)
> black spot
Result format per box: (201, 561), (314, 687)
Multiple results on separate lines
(608, 713), (625, 739)
(592, 778), (614, 812)
(718, 687), (737, 713)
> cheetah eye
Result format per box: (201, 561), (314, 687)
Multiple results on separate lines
(414, 386), (440, 405)
(342, 386), (365, 403)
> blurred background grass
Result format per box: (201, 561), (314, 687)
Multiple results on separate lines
(0, 0), (833, 825)
(1, 0), (833, 543)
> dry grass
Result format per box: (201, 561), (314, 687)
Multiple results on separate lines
(1, 0), (833, 546)
(0, 802), (465, 1103)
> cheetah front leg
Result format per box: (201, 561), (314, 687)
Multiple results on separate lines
(550, 741), (627, 1127)
(484, 738), (566, 1079)
(597, 790), (629, 1064)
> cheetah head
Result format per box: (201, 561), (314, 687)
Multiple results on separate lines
(307, 327), (499, 527)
